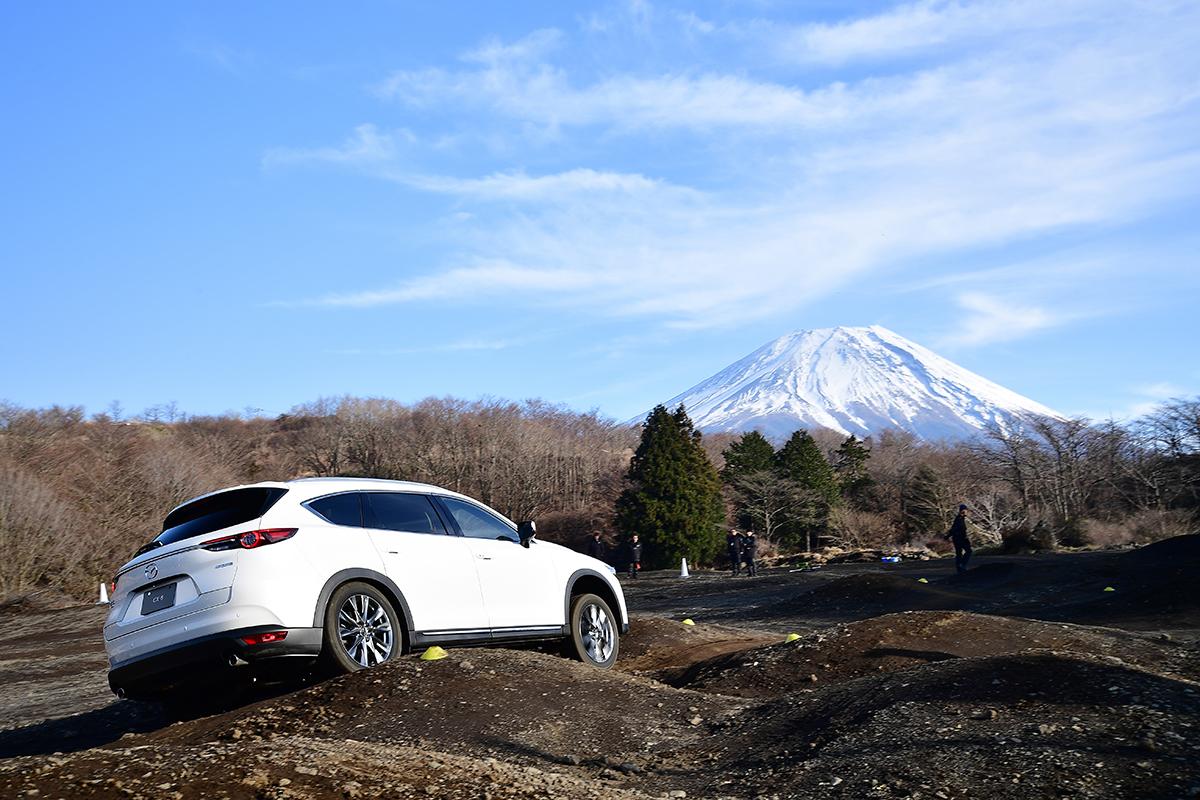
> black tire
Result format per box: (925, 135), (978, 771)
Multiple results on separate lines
(320, 581), (403, 674)
(567, 592), (619, 668)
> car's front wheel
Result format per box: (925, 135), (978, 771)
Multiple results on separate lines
(567, 592), (619, 668)
(321, 581), (402, 674)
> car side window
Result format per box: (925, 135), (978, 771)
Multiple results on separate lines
(364, 493), (448, 535)
(440, 497), (518, 543)
(306, 492), (363, 527)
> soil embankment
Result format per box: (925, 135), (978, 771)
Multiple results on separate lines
(1, 537), (1197, 798)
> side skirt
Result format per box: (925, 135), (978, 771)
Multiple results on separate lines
(410, 625), (569, 648)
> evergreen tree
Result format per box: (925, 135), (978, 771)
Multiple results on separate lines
(903, 463), (947, 540)
(834, 435), (874, 504)
(720, 431), (776, 484)
(776, 430), (840, 504)
(775, 429), (839, 550)
(615, 405), (726, 568)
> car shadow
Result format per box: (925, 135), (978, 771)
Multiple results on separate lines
(0, 677), (314, 758)
(0, 701), (171, 757)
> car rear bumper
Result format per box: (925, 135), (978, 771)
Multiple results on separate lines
(107, 625), (323, 699)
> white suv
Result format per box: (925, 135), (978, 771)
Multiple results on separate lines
(105, 478), (627, 700)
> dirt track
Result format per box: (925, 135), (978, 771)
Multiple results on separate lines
(1, 538), (1198, 799)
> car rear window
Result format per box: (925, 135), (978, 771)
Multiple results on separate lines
(155, 487), (288, 547)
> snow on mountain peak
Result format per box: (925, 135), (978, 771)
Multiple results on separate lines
(647, 325), (1061, 441)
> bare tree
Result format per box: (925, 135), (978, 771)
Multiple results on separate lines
(731, 470), (803, 544)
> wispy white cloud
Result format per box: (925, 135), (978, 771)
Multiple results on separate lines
(771, 0), (1108, 65)
(303, 260), (602, 308)
(406, 168), (678, 201)
(943, 292), (1066, 347)
(324, 337), (523, 356)
(262, 124), (410, 167)
(272, 0), (1200, 335)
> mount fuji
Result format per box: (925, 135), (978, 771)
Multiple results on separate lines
(647, 326), (1061, 442)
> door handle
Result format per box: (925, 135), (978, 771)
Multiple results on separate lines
(477, 554), (492, 560)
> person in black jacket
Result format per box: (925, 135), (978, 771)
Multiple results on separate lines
(626, 534), (643, 579)
(945, 504), (972, 573)
(742, 530), (758, 576)
(585, 532), (606, 562)
(727, 529), (743, 576)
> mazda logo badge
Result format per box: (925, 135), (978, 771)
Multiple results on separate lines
(144, 564), (158, 580)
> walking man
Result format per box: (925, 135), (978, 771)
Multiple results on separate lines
(945, 504), (972, 573)
(743, 530), (758, 577)
(727, 529), (743, 576)
(626, 534), (643, 579)
(585, 531), (606, 562)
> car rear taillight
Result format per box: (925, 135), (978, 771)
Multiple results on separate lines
(201, 528), (298, 552)
(241, 631), (288, 646)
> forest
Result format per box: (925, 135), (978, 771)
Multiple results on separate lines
(0, 395), (1196, 598)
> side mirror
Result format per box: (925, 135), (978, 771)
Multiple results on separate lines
(517, 521), (537, 548)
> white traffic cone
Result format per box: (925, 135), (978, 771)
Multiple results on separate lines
(96, 581), (110, 605)
(680, 558), (690, 578)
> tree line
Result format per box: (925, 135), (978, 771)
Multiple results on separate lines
(0, 395), (1195, 598)
(0, 397), (635, 599)
(614, 400), (1199, 568)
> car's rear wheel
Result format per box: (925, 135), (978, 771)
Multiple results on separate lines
(321, 582), (401, 674)
(567, 592), (619, 668)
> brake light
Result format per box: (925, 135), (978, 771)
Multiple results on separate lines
(201, 528), (298, 551)
(241, 631), (288, 646)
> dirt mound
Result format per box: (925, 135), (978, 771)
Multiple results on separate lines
(664, 611), (1200, 698)
(1124, 532), (1200, 565)
(1025, 549), (1200, 630)
(616, 615), (777, 672)
(151, 647), (743, 769)
(3, 544), (1199, 799)
(0, 647), (741, 798)
(780, 572), (973, 617)
(0, 734), (656, 800)
(710, 651), (1200, 799)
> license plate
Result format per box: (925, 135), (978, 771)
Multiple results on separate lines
(140, 583), (177, 615)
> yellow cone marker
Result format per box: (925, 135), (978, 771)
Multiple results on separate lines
(1103, 586), (1115, 592)
(785, 633), (800, 642)
(420, 646), (448, 661)
(682, 618), (695, 626)
(917, 578), (929, 584)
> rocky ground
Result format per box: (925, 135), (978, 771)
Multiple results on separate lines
(1, 537), (1198, 799)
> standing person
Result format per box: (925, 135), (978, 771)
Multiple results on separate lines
(743, 530), (758, 577)
(726, 529), (743, 576)
(585, 531), (606, 562)
(945, 504), (973, 573)
(626, 534), (643, 579)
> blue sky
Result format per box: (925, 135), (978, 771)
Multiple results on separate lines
(2, 0), (1197, 423)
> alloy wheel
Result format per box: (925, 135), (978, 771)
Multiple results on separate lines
(336, 593), (395, 667)
(579, 601), (615, 663)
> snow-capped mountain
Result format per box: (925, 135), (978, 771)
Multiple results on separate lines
(647, 326), (1061, 441)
